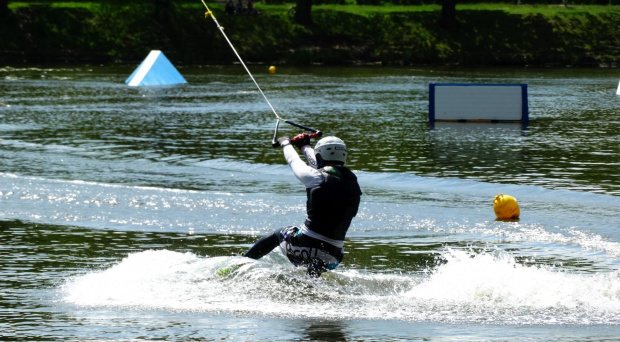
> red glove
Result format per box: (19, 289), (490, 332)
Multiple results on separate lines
(291, 133), (311, 150)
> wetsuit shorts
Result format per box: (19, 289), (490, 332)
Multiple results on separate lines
(277, 226), (344, 276)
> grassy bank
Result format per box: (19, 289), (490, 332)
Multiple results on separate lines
(2, 2), (620, 66)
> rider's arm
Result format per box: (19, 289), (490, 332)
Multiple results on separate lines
(282, 144), (323, 188)
(301, 145), (318, 169)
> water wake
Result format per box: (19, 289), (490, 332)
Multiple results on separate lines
(61, 248), (620, 324)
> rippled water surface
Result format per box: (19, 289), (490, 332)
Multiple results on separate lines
(1, 65), (619, 341)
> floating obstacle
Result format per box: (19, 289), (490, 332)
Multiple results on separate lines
(493, 193), (520, 220)
(429, 83), (528, 126)
(125, 50), (187, 87)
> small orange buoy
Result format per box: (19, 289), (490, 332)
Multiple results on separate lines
(268, 66), (276, 73)
(493, 193), (520, 219)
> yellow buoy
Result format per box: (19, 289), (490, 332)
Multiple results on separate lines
(269, 66), (276, 73)
(493, 193), (520, 219)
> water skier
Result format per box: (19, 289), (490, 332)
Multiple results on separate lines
(243, 135), (362, 277)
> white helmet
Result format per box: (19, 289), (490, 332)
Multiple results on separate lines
(314, 136), (347, 164)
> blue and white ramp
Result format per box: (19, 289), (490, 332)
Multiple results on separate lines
(125, 50), (187, 87)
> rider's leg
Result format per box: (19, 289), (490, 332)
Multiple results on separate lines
(243, 228), (282, 259)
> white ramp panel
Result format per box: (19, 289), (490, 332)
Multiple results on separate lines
(429, 83), (528, 124)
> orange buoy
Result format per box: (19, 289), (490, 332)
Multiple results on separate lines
(493, 193), (520, 219)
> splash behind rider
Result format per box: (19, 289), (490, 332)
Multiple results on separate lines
(243, 135), (362, 277)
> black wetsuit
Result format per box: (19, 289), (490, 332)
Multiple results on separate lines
(244, 144), (361, 276)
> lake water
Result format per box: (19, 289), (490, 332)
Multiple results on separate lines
(1, 64), (619, 341)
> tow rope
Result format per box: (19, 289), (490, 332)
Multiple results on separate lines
(200, 0), (280, 120)
(199, 1), (322, 146)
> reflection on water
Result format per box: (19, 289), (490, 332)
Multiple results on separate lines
(301, 320), (349, 341)
(1, 65), (619, 194)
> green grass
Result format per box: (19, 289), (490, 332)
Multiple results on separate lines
(458, 3), (620, 15)
(312, 4), (441, 14)
(9, 2), (100, 9)
(250, 3), (620, 15)
(186, 2), (620, 19)
(11, 1), (620, 16)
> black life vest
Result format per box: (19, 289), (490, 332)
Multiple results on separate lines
(304, 166), (362, 241)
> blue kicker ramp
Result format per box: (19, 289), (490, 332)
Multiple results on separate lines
(125, 50), (187, 86)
